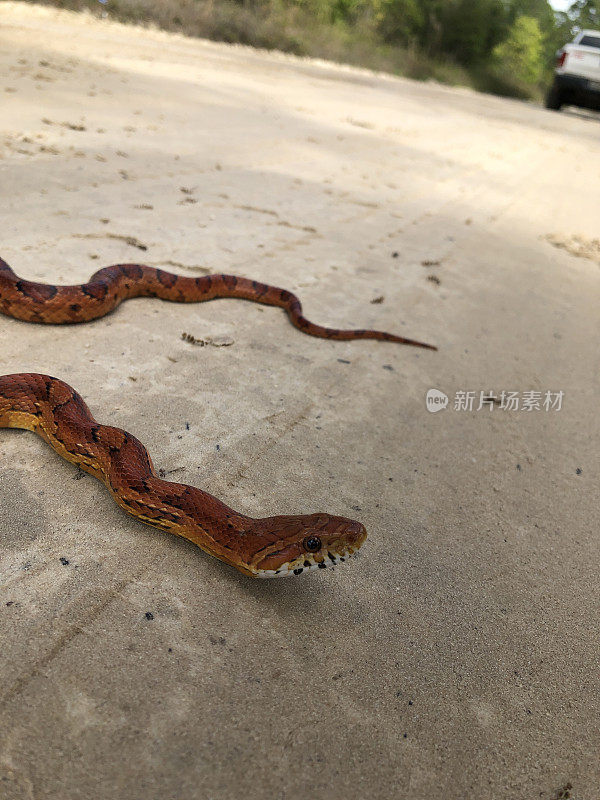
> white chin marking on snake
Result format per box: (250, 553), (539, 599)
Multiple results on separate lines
(255, 549), (360, 579)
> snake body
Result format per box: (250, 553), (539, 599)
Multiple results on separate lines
(0, 258), (435, 576)
(0, 258), (436, 349)
(0, 374), (366, 577)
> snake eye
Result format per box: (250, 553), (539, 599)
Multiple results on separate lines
(303, 536), (322, 552)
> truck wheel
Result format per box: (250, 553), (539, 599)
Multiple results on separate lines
(545, 84), (563, 111)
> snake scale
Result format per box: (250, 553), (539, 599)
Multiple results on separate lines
(0, 258), (435, 577)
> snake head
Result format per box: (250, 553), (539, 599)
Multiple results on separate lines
(244, 513), (367, 578)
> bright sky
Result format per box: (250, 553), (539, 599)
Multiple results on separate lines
(549, 0), (570, 10)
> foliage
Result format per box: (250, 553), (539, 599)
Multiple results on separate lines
(567, 0), (598, 30)
(493, 15), (545, 83)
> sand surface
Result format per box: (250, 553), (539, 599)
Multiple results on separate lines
(1, 3), (599, 798)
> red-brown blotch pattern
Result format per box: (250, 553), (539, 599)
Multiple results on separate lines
(0, 374), (367, 577)
(0, 257), (436, 349)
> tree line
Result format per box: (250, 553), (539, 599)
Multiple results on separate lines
(294, 0), (598, 89)
(30, 0), (599, 97)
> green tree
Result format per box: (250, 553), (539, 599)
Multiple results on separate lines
(568, 0), (598, 30)
(508, 0), (556, 35)
(440, 0), (509, 63)
(507, 0), (566, 76)
(493, 15), (544, 83)
(376, 0), (425, 44)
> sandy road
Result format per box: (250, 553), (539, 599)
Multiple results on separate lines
(1, 3), (599, 799)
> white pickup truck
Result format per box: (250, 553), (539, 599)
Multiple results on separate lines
(546, 29), (600, 111)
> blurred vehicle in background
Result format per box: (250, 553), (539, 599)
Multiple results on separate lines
(546, 30), (600, 111)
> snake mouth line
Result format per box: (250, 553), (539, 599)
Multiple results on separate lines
(255, 547), (362, 578)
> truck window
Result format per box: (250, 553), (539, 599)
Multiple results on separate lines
(579, 34), (600, 48)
